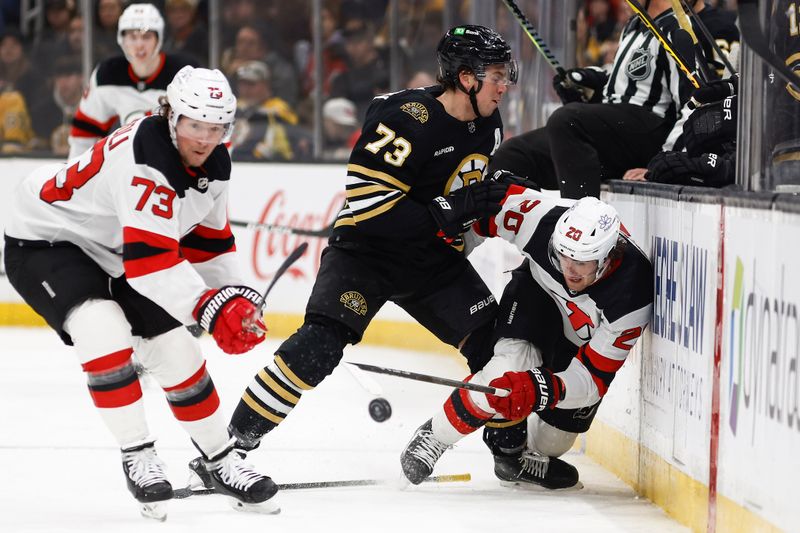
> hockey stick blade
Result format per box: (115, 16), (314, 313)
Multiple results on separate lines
(244, 242), (309, 332)
(738, 0), (800, 90)
(173, 473), (471, 499)
(230, 218), (333, 238)
(347, 362), (510, 397)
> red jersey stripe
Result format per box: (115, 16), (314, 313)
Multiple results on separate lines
(88, 380), (143, 408)
(581, 343), (626, 373)
(123, 227), (179, 251)
(164, 362), (207, 392)
(169, 389), (221, 421)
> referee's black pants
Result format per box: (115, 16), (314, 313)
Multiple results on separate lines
(488, 102), (673, 198)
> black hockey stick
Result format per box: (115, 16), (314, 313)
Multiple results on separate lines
(501, 0), (566, 78)
(738, 0), (800, 90)
(347, 362), (510, 397)
(173, 473), (471, 499)
(670, 0), (714, 82)
(229, 218), (333, 238)
(623, 0), (702, 89)
(679, 0), (737, 75)
(243, 242), (308, 333)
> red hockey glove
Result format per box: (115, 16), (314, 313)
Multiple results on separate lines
(487, 368), (564, 420)
(193, 286), (267, 355)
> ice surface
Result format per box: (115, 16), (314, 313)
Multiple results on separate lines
(0, 328), (687, 532)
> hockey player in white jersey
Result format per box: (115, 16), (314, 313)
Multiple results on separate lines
(4, 66), (277, 519)
(68, 3), (198, 159)
(401, 183), (653, 489)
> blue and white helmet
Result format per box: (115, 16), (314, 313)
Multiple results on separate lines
(117, 3), (165, 57)
(166, 66), (237, 147)
(549, 196), (621, 280)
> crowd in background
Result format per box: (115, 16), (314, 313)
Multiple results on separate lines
(0, 0), (739, 161)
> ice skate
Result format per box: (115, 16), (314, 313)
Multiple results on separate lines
(121, 440), (173, 520)
(188, 444), (279, 514)
(400, 419), (451, 484)
(494, 451), (581, 490)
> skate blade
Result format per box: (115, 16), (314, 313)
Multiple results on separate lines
(139, 501), (168, 521)
(499, 479), (584, 491)
(228, 497), (281, 515)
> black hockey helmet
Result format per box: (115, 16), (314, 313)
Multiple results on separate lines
(436, 25), (517, 89)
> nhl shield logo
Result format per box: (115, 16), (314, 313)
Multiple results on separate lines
(626, 47), (652, 81)
(340, 291), (368, 316)
(197, 177), (209, 190)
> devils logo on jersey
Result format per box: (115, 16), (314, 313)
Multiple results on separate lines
(551, 291), (595, 341)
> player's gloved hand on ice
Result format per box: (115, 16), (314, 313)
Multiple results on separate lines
(193, 285), (267, 355)
(683, 95), (737, 157)
(429, 180), (509, 239)
(486, 368), (564, 420)
(490, 169), (541, 191)
(552, 67), (608, 105)
(646, 151), (734, 188)
(688, 75), (738, 109)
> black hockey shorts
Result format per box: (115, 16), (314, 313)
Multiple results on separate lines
(493, 259), (600, 433)
(305, 244), (497, 347)
(4, 237), (181, 345)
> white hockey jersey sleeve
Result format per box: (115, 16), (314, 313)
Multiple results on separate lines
(69, 68), (120, 159)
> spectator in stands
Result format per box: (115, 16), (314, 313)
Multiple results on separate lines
(0, 28), (48, 137)
(221, 23), (298, 106)
(163, 0), (208, 66)
(36, 0), (76, 62)
(64, 15), (85, 58)
(406, 70), (436, 89)
(297, 3), (347, 100)
(578, 0), (618, 67)
(0, 79), (34, 153)
(321, 97), (359, 160)
(231, 59), (305, 161)
(330, 18), (389, 121)
(34, 55), (84, 156)
(94, 0), (124, 61)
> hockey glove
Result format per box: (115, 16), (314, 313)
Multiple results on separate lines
(552, 67), (608, 104)
(490, 169), (541, 191)
(688, 75), (738, 109)
(683, 95), (737, 157)
(646, 151), (734, 188)
(193, 285), (267, 355)
(429, 180), (509, 239)
(487, 368), (565, 420)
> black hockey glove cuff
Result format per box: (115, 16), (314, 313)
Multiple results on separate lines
(683, 95), (737, 157)
(553, 67), (608, 104)
(428, 180), (509, 239)
(689, 75), (738, 109)
(646, 151), (733, 188)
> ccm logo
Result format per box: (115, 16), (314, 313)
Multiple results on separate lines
(469, 294), (496, 315)
(433, 196), (451, 210)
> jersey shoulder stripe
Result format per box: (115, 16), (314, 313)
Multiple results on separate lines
(95, 53), (198, 90)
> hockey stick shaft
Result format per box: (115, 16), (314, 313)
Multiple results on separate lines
(679, 0), (737, 74)
(347, 362), (510, 397)
(244, 242), (308, 332)
(501, 0), (566, 77)
(738, 0), (800, 89)
(670, 0), (714, 82)
(229, 218), (333, 238)
(173, 473), (471, 498)
(623, 0), (702, 88)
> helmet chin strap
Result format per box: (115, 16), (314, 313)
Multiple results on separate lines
(456, 78), (483, 119)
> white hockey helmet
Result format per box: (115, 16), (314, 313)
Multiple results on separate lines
(549, 196), (621, 281)
(117, 3), (165, 55)
(166, 65), (237, 146)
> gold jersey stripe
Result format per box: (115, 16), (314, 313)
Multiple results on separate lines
(345, 183), (397, 197)
(242, 391), (285, 424)
(275, 355), (314, 390)
(334, 217), (356, 228)
(258, 368), (300, 404)
(485, 418), (526, 429)
(347, 164), (411, 193)
(352, 195), (403, 223)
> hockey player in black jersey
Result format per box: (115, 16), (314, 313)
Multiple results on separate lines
(222, 25), (520, 457)
(68, 3), (198, 159)
(401, 190), (653, 490)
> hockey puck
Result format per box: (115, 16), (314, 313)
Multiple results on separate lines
(368, 398), (392, 422)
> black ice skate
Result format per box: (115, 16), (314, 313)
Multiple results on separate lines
(121, 440), (173, 521)
(188, 443), (278, 512)
(494, 452), (580, 490)
(400, 419), (451, 484)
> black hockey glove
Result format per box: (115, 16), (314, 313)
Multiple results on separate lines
(429, 181), (509, 239)
(552, 67), (608, 104)
(688, 75), (738, 109)
(646, 151), (734, 188)
(490, 169), (540, 191)
(683, 95), (737, 157)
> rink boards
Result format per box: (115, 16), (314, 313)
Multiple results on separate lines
(1, 159), (797, 532)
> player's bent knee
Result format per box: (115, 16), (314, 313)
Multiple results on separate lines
(528, 415), (578, 457)
(135, 326), (204, 388)
(64, 299), (133, 364)
(275, 315), (355, 388)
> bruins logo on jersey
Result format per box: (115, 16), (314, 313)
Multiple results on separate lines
(443, 154), (490, 193)
(340, 291), (368, 316)
(400, 102), (429, 124)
